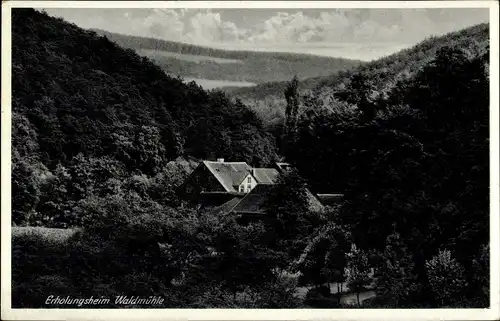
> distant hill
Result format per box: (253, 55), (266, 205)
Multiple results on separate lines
(91, 28), (362, 87)
(227, 23), (489, 122)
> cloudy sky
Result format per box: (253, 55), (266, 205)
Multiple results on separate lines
(43, 8), (489, 60)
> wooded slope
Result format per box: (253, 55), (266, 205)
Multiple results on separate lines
(93, 28), (362, 84)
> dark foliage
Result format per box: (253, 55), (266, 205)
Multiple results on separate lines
(286, 40), (490, 307)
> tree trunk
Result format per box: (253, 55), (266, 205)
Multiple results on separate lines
(357, 291), (360, 307)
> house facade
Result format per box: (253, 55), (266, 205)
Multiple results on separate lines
(237, 173), (257, 193)
(179, 158), (336, 218)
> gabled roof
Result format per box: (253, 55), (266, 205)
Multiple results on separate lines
(252, 168), (280, 184)
(232, 184), (274, 214)
(203, 161), (252, 193)
(230, 184), (325, 215)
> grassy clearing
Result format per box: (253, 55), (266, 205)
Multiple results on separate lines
(12, 226), (80, 244)
(183, 77), (257, 90)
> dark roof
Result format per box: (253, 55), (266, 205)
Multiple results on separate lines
(203, 161), (252, 192)
(252, 168), (280, 184)
(317, 194), (344, 206)
(200, 191), (243, 196)
(207, 196), (244, 216)
(231, 184), (324, 215)
(232, 184), (274, 214)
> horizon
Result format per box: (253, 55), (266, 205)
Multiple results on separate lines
(42, 8), (489, 61)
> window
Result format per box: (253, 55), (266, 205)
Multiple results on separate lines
(247, 177), (252, 183)
(239, 186), (244, 193)
(247, 184), (251, 190)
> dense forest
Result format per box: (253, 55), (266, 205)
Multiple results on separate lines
(12, 8), (282, 225)
(11, 9), (490, 309)
(281, 27), (490, 307)
(228, 23), (490, 130)
(92, 29), (361, 84)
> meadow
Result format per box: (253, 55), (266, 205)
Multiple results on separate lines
(183, 77), (257, 90)
(138, 49), (243, 64)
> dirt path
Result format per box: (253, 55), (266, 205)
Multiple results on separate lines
(339, 290), (377, 305)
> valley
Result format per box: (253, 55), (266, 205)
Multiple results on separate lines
(92, 28), (362, 86)
(9, 8), (491, 310)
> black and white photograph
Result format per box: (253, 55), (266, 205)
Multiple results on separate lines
(1, 1), (499, 319)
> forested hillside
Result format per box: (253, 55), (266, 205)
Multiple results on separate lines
(92, 29), (361, 85)
(277, 22), (490, 307)
(12, 8), (278, 227)
(12, 9), (304, 308)
(11, 8), (491, 309)
(229, 23), (489, 126)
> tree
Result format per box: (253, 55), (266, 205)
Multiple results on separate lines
(35, 163), (73, 228)
(298, 236), (329, 288)
(67, 154), (126, 202)
(264, 169), (311, 251)
(12, 112), (39, 157)
(295, 221), (351, 295)
(283, 75), (300, 153)
(210, 219), (286, 298)
(376, 233), (420, 307)
(334, 72), (378, 121)
(344, 244), (372, 306)
(11, 153), (44, 226)
(425, 249), (467, 306)
(470, 244), (489, 305)
(322, 222), (351, 294)
(133, 125), (167, 175)
(404, 46), (488, 126)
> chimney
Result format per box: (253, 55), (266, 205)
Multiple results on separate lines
(217, 158), (224, 163)
(252, 168), (256, 177)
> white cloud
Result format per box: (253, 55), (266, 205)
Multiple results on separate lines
(246, 10), (407, 44)
(248, 12), (331, 43)
(185, 11), (243, 44)
(144, 9), (185, 41)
